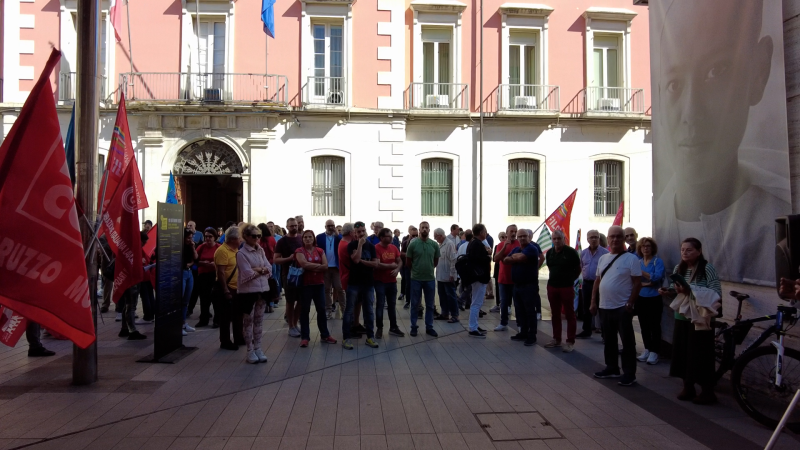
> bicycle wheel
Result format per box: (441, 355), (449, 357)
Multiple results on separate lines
(713, 323), (729, 381)
(731, 346), (800, 432)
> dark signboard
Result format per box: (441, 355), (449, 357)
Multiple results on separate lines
(152, 202), (184, 361)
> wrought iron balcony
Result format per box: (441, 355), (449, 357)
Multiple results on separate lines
(497, 84), (559, 113)
(408, 82), (469, 110)
(584, 86), (645, 114)
(302, 77), (347, 107)
(118, 73), (288, 105)
(58, 72), (107, 102)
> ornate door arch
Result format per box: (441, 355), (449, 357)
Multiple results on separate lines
(172, 139), (244, 175)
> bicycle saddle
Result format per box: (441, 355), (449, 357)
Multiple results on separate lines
(729, 291), (750, 301)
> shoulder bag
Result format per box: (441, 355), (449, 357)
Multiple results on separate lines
(287, 251), (305, 288)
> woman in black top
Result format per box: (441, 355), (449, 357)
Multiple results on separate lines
(182, 229), (198, 335)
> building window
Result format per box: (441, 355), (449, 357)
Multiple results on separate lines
(311, 156), (345, 216)
(592, 35), (619, 89)
(508, 159), (539, 216)
(594, 160), (622, 216)
(421, 159), (453, 216)
(311, 23), (344, 102)
(198, 21), (226, 87)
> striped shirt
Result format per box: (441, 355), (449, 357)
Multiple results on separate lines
(436, 238), (457, 282)
(669, 263), (721, 321)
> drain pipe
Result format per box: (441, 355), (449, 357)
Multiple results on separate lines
(478, 0), (484, 223)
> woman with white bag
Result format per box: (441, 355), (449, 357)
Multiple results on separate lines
(659, 238), (721, 405)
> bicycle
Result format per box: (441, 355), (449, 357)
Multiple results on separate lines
(712, 291), (800, 432)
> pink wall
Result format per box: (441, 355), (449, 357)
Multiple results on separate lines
(20, 0), (60, 94)
(352, 3), (390, 108)
(116, 0), (182, 82)
(402, 0), (650, 113)
(17, 0), (649, 112)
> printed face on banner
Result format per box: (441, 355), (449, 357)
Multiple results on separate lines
(651, 0), (791, 285)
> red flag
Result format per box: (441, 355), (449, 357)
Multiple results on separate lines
(0, 306), (27, 348)
(545, 189), (577, 245)
(612, 201), (624, 227)
(101, 162), (146, 304)
(0, 49), (95, 348)
(98, 93), (147, 214)
(109, 0), (124, 42)
(143, 225), (157, 260)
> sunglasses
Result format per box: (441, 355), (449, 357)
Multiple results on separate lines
(249, 234), (262, 239)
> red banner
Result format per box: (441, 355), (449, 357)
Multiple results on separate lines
(0, 49), (95, 348)
(612, 201), (624, 227)
(101, 162), (146, 304)
(98, 94), (147, 215)
(545, 189), (577, 245)
(0, 306), (27, 348)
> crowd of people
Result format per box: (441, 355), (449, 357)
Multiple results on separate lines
(22, 215), (729, 404)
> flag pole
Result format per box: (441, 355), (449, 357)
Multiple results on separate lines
(74, 0), (101, 386)
(125, 0), (134, 77)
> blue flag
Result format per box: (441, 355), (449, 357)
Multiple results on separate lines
(64, 104), (76, 185)
(262, 0), (276, 38)
(166, 171), (178, 204)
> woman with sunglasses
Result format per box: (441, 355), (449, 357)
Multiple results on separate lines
(295, 229), (337, 347)
(194, 227), (221, 328)
(237, 224), (272, 364)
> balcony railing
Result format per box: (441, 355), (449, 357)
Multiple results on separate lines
(302, 77), (346, 107)
(408, 83), (469, 110)
(119, 73), (288, 104)
(497, 84), (559, 112)
(585, 86), (645, 114)
(58, 72), (107, 102)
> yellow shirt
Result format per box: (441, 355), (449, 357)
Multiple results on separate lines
(214, 243), (239, 290)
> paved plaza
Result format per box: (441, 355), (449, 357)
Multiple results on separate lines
(1, 282), (799, 450)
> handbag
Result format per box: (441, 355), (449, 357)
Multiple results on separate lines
(287, 259), (304, 288)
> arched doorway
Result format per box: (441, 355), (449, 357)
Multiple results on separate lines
(173, 139), (244, 230)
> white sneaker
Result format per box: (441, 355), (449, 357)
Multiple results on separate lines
(115, 313), (122, 322)
(489, 305), (501, 313)
(494, 325), (508, 331)
(183, 324), (196, 332)
(288, 327), (301, 338)
(246, 351), (259, 364)
(637, 350), (650, 362)
(181, 329), (188, 336)
(254, 349), (267, 363)
(646, 352), (659, 365)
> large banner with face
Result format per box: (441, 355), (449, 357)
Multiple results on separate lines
(651, 0), (791, 286)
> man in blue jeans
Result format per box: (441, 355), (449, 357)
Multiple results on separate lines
(503, 228), (544, 346)
(406, 221), (440, 337)
(492, 224), (519, 332)
(343, 222), (379, 350)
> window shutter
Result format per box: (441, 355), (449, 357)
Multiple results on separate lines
(421, 159), (453, 216)
(594, 160), (622, 216)
(312, 156), (346, 216)
(508, 159), (539, 216)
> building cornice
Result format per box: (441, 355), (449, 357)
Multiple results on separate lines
(582, 7), (637, 22)
(499, 3), (553, 17)
(410, 0), (467, 14)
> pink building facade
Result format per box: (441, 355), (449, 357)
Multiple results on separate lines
(1, 0), (652, 239)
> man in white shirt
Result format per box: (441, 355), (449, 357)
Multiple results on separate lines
(590, 226), (642, 386)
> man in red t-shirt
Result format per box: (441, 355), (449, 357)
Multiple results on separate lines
(493, 224), (519, 332)
(374, 227), (404, 338)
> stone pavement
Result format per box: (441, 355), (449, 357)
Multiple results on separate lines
(0, 282), (799, 450)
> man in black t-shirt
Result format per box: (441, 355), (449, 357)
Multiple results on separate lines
(274, 218), (303, 338)
(343, 222), (380, 350)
